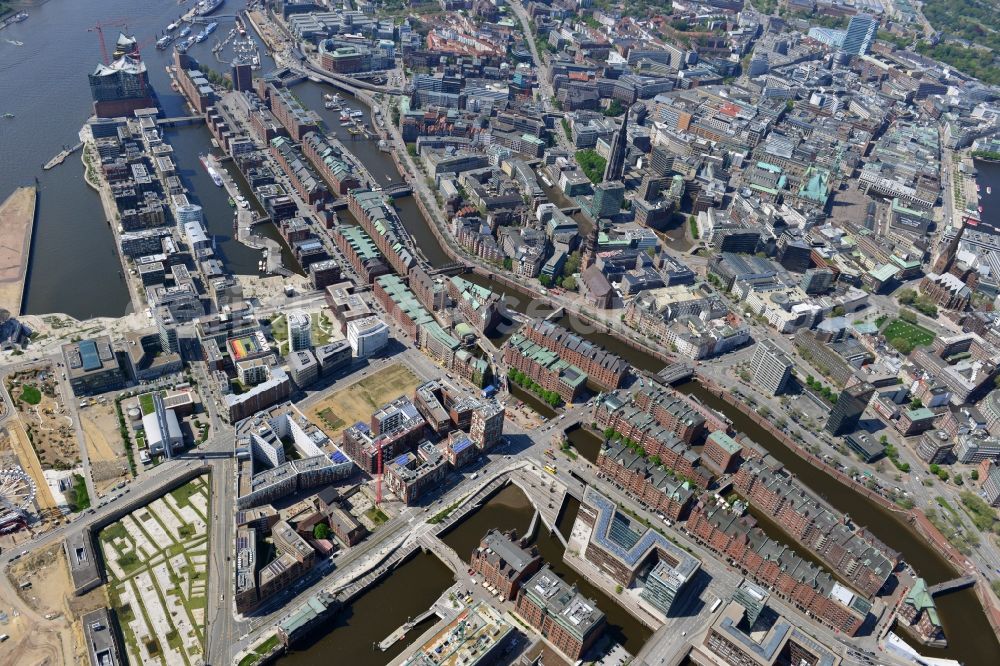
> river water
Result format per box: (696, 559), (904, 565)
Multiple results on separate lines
(0, 0), (281, 317)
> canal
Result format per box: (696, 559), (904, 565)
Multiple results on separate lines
(674, 382), (1000, 664)
(395, 237), (1000, 661)
(441, 483), (653, 655)
(277, 551), (453, 666)
(288, 54), (1000, 664)
(10, 1), (996, 657)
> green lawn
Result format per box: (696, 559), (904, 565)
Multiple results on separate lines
(70, 473), (91, 512)
(365, 507), (389, 526)
(883, 319), (935, 353)
(170, 479), (204, 509)
(19, 385), (42, 405)
(138, 393), (156, 415)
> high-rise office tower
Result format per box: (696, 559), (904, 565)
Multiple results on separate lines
(825, 382), (876, 435)
(749, 341), (793, 396)
(232, 60), (253, 92)
(602, 108), (629, 182)
(842, 14), (878, 56)
(590, 181), (625, 220)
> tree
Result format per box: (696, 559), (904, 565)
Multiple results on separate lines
(832, 305), (845, 317)
(539, 274), (552, 287)
(910, 398), (923, 409)
(899, 309), (918, 324)
(575, 149), (607, 184)
(313, 523), (330, 540)
(562, 275), (578, 291)
(503, 257), (513, 270)
(891, 337), (916, 355)
(897, 289), (917, 305)
(972, 469), (980, 481)
(603, 99), (625, 117)
(563, 251), (581, 277)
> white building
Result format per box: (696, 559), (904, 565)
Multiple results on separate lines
(175, 203), (203, 227)
(286, 310), (312, 352)
(347, 316), (389, 357)
(141, 394), (184, 458)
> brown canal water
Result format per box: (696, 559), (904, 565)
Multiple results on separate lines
(277, 551), (453, 666)
(566, 425), (604, 464)
(441, 484), (653, 654)
(509, 383), (558, 419)
(422, 273), (999, 661)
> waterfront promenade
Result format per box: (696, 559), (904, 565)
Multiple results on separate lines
(0, 185), (37, 314)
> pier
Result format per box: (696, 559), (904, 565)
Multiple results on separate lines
(220, 157), (291, 278)
(0, 185), (37, 314)
(42, 142), (82, 170)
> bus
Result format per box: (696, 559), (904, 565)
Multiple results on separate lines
(710, 598), (722, 613)
(544, 465), (557, 475)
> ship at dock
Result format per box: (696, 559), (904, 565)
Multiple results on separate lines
(156, 35), (174, 50)
(194, 22), (218, 43)
(200, 154), (224, 187)
(195, 0), (225, 17)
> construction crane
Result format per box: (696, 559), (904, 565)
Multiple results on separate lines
(376, 441), (384, 506)
(88, 19), (129, 65)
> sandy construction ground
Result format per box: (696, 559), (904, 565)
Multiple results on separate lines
(79, 401), (130, 497)
(306, 363), (421, 438)
(0, 543), (105, 666)
(0, 185), (36, 314)
(5, 421), (58, 513)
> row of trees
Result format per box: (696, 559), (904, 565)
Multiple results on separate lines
(602, 427), (698, 485)
(803, 375), (839, 403)
(507, 368), (562, 407)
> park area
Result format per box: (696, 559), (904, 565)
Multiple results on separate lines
(882, 318), (935, 354)
(5, 366), (80, 472)
(99, 476), (211, 666)
(306, 362), (421, 438)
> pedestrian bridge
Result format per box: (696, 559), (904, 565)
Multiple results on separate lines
(385, 182), (412, 198)
(157, 115), (205, 127)
(927, 575), (977, 596)
(658, 363), (694, 385)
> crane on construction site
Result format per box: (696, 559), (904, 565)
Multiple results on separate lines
(89, 21), (156, 101)
(88, 19), (129, 65)
(376, 441), (384, 506)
